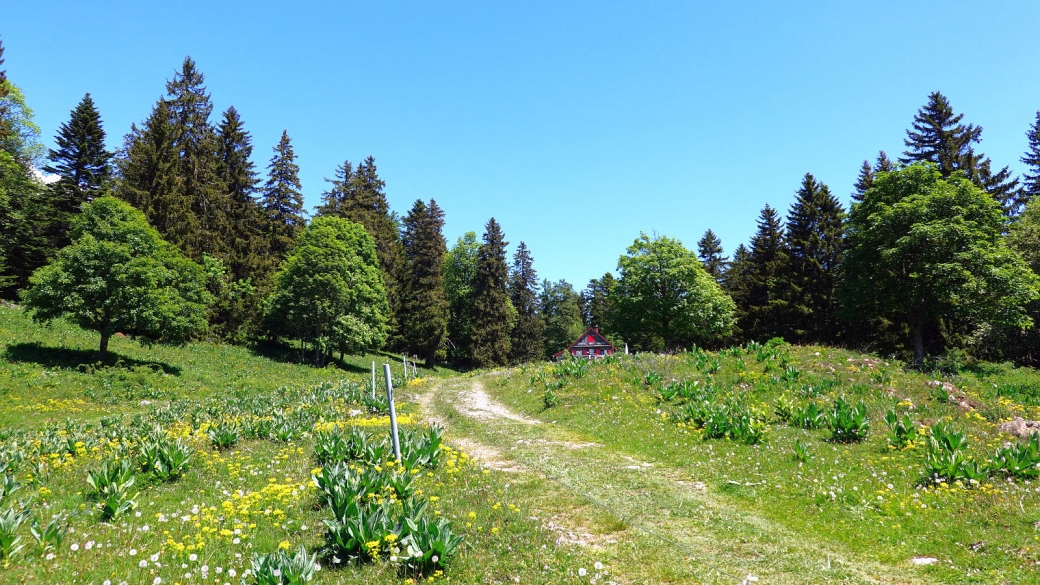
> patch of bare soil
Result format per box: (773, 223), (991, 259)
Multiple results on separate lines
(456, 383), (542, 424)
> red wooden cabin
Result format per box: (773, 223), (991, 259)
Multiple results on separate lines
(554, 326), (616, 360)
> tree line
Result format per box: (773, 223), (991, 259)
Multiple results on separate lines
(4, 36), (1040, 367)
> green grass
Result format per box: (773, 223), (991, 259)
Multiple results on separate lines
(0, 306), (455, 429)
(7, 302), (1040, 584)
(452, 345), (1040, 584)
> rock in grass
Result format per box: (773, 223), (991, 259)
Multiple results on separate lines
(997, 417), (1040, 440)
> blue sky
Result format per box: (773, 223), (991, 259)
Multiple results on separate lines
(6, 1), (1040, 287)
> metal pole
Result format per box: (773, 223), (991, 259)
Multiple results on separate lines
(371, 361), (376, 399)
(383, 363), (401, 462)
(402, 354), (408, 382)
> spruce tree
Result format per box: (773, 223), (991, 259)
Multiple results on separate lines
(901, 91), (1020, 213)
(400, 199), (449, 364)
(723, 243), (753, 341)
(742, 205), (788, 342)
(470, 218), (511, 368)
(580, 273), (615, 330)
(316, 155), (405, 346)
(165, 57), (229, 258)
(508, 241), (544, 364)
(852, 151), (894, 202)
(115, 100), (185, 241)
(783, 174), (845, 343)
(42, 93), (112, 249)
(1022, 111), (1040, 202)
(696, 229), (727, 283)
(261, 131), (306, 264)
(216, 106), (264, 281)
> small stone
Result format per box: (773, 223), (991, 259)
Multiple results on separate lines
(912, 557), (939, 565)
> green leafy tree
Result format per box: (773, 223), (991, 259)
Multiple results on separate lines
(610, 233), (735, 351)
(696, 229), (727, 283)
(21, 197), (211, 360)
(264, 216), (389, 365)
(1023, 111), (1040, 202)
(842, 163), (1039, 362)
(43, 93), (112, 248)
(443, 232), (480, 365)
(783, 174), (845, 343)
(901, 91), (1021, 214)
(400, 199), (449, 364)
(541, 279), (583, 358)
(471, 218), (511, 368)
(508, 241), (544, 364)
(261, 131), (306, 264)
(216, 106), (265, 282)
(315, 156), (405, 345)
(0, 66), (48, 295)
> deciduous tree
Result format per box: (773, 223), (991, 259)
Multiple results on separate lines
(841, 164), (1038, 362)
(264, 216), (389, 365)
(610, 233), (735, 351)
(21, 197), (211, 360)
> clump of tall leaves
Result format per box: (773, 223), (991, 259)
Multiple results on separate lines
(29, 514), (68, 552)
(923, 423), (986, 485)
(0, 506), (30, 561)
(398, 515), (465, 577)
(790, 401), (825, 429)
(251, 544), (320, 585)
(138, 432), (192, 482)
(828, 397), (869, 442)
(86, 458), (137, 520)
(989, 432), (1040, 479)
(208, 420), (240, 450)
(884, 409), (918, 449)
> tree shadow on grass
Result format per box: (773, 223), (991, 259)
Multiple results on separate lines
(3, 342), (182, 375)
(247, 340), (370, 375)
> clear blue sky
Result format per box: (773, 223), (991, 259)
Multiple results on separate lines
(6, 1), (1040, 287)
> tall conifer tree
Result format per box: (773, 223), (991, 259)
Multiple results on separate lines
(116, 100), (184, 241)
(901, 91), (1021, 214)
(783, 174), (845, 343)
(541, 279), (584, 358)
(165, 57), (229, 258)
(723, 244), (753, 340)
(216, 106), (264, 280)
(471, 218), (511, 368)
(261, 131), (305, 264)
(400, 199), (449, 364)
(852, 151), (893, 202)
(1022, 111), (1040, 202)
(508, 241), (544, 364)
(742, 205), (788, 341)
(696, 229), (727, 283)
(43, 93), (112, 246)
(580, 273), (615, 330)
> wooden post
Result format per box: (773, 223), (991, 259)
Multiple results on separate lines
(383, 363), (401, 462)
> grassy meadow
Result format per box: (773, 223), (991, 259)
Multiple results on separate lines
(4, 303), (1040, 583)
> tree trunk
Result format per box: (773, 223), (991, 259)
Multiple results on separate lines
(911, 322), (925, 365)
(99, 332), (110, 362)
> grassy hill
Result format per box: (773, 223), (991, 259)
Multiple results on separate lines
(4, 304), (1040, 583)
